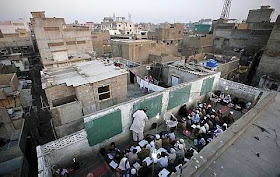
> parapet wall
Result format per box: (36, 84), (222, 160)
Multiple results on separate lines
(36, 73), (262, 177)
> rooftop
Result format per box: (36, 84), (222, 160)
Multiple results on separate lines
(41, 60), (128, 88)
(200, 93), (280, 177)
(112, 39), (155, 44)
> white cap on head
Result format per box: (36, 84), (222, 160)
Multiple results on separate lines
(191, 125), (197, 129)
(206, 114), (210, 118)
(187, 116), (191, 120)
(196, 110), (200, 114)
(207, 105), (212, 108)
(179, 139), (184, 143)
(211, 115), (215, 118)
(170, 148), (176, 154)
(212, 109), (216, 112)
(150, 141), (155, 147)
(131, 168), (137, 175)
(156, 134), (160, 139)
(146, 144), (151, 149)
(230, 111), (233, 114)
(178, 144), (183, 150)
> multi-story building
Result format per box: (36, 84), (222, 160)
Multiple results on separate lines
(41, 60), (128, 137)
(255, 15), (280, 89)
(213, 6), (275, 56)
(30, 11), (94, 68)
(91, 30), (111, 57)
(0, 19), (34, 72)
(148, 23), (184, 44)
(111, 39), (179, 63)
(101, 15), (136, 36)
(246, 6), (275, 29)
(181, 34), (214, 57)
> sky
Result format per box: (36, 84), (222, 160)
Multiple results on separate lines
(0, 0), (279, 24)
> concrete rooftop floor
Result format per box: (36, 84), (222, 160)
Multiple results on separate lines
(201, 93), (280, 177)
(126, 83), (153, 100)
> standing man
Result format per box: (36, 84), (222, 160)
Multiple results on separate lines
(130, 107), (148, 142)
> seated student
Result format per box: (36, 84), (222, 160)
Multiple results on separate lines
(223, 95), (232, 105)
(168, 128), (176, 142)
(118, 155), (131, 177)
(214, 125), (223, 137)
(168, 148), (177, 164)
(155, 134), (162, 149)
(179, 139), (186, 150)
(192, 111), (200, 123)
(138, 161), (151, 177)
(228, 111), (234, 124)
(114, 151), (123, 164)
(158, 152), (169, 168)
(178, 104), (189, 117)
(127, 149), (139, 165)
(222, 123), (228, 131)
(176, 144), (185, 161)
(184, 150), (192, 163)
(206, 105), (213, 114)
(109, 142), (120, 158)
(138, 144), (151, 161)
(130, 168), (137, 177)
(162, 134), (170, 149)
(149, 141), (156, 155)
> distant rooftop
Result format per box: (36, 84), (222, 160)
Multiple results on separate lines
(41, 60), (128, 88)
(112, 39), (155, 44)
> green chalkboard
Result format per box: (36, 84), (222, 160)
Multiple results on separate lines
(200, 77), (215, 96)
(167, 85), (191, 110)
(85, 109), (122, 146)
(133, 94), (163, 119)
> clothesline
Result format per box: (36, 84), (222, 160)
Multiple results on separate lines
(136, 76), (165, 92)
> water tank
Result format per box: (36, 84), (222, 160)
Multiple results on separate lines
(206, 59), (217, 68)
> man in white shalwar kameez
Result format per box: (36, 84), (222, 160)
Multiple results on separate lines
(130, 107), (148, 142)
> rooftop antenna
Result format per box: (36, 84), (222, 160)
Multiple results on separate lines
(220, 0), (232, 19)
(113, 13), (115, 21)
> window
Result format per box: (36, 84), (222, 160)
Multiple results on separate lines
(98, 85), (111, 101)
(77, 40), (86, 44)
(178, 31), (181, 34)
(130, 25), (132, 27)
(44, 27), (60, 31)
(52, 95), (77, 107)
(66, 41), (76, 45)
(48, 42), (64, 47)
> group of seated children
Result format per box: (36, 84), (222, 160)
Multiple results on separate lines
(209, 90), (252, 112)
(100, 129), (198, 177)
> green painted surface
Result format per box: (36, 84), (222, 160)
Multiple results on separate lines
(200, 77), (215, 96)
(194, 24), (211, 33)
(168, 85), (191, 110)
(85, 109), (122, 146)
(0, 156), (23, 175)
(133, 94), (163, 119)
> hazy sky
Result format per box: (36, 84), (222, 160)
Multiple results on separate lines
(0, 0), (279, 23)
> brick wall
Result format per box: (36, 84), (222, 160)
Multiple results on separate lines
(45, 84), (76, 107)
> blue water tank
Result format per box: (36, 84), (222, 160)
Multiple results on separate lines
(206, 59), (217, 68)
